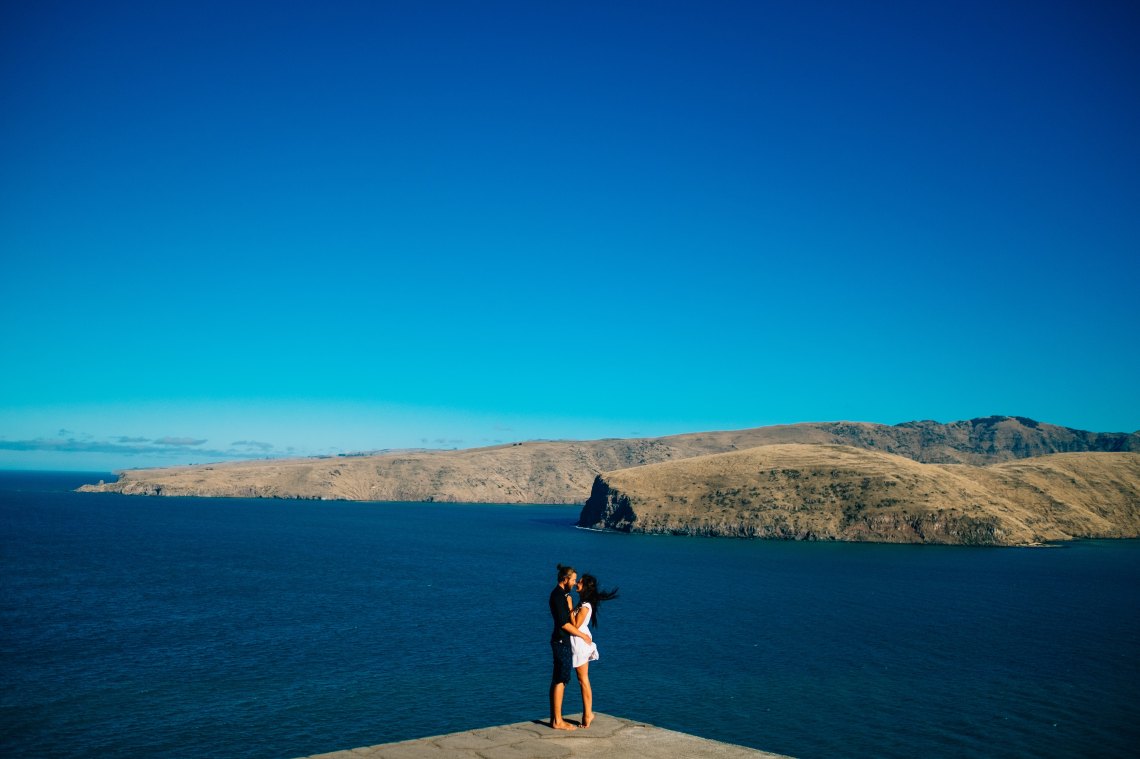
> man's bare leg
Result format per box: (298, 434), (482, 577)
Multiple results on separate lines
(549, 682), (577, 730)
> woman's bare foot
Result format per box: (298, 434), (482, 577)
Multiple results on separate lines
(551, 720), (577, 730)
(582, 712), (593, 728)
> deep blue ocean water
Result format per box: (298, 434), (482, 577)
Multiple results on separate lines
(1, 471), (1138, 758)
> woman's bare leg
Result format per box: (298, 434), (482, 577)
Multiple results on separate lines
(575, 664), (593, 727)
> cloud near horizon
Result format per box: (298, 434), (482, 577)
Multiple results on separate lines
(422, 437), (464, 447)
(0, 434), (283, 461)
(232, 440), (275, 451)
(153, 437), (208, 447)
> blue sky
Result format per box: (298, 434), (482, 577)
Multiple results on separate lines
(2, 0), (1138, 471)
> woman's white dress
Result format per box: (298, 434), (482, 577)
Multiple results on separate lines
(571, 602), (600, 668)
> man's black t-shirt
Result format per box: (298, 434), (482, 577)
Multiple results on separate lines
(549, 585), (573, 644)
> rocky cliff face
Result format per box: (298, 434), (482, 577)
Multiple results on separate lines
(577, 446), (1140, 546)
(78, 416), (1139, 506)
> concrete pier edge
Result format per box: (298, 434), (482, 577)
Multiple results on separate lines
(297, 712), (794, 758)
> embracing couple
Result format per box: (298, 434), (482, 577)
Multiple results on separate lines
(548, 563), (618, 730)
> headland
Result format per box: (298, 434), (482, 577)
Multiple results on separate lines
(77, 416), (1140, 546)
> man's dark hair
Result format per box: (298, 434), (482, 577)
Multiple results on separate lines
(556, 563), (576, 582)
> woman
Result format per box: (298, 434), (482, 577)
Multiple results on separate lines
(569, 573), (618, 728)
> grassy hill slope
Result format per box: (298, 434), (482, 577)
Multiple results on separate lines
(577, 446), (1140, 545)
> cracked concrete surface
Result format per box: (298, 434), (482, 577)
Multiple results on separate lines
(299, 713), (792, 758)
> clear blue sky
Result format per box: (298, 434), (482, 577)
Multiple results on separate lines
(2, 0), (1138, 471)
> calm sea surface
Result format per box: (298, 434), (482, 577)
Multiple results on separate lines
(1, 471), (1138, 758)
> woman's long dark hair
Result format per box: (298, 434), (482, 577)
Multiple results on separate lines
(578, 574), (619, 627)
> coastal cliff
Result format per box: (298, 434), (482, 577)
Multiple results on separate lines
(77, 416), (1138, 504)
(577, 446), (1140, 546)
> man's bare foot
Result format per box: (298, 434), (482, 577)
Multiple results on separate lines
(551, 720), (577, 730)
(582, 713), (593, 728)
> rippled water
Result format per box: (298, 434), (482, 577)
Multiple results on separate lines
(2, 471), (1137, 758)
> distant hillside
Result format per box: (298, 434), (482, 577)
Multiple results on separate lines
(78, 416), (1139, 505)
(577, 446), (1140, 546)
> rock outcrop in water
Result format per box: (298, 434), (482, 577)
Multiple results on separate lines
(77, 416), (1139, 507)
(577, 445), (1140, 546)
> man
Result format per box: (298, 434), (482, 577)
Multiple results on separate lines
(549, 563), (592, 730)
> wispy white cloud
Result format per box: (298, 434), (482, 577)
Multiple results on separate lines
(232, 440), (275, 451)
(0, 437), (183, 455)
(421, 437), (464, 447)
(0, 434), (280, 461)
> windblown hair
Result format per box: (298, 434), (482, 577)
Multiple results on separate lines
(577, 574), (619, 627)
(556, 563), (577, 582)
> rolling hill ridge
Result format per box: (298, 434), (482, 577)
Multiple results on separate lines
(79, 416), (1138, 506)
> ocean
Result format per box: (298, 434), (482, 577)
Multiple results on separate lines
(1, 471), (1137, 758)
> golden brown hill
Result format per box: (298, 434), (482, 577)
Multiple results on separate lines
(79, 438), (684, 502)
(78, 416), (1138, 504)
(577, 446), (1140, 546)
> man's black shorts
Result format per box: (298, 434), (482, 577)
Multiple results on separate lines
(550, 640), (574, 685)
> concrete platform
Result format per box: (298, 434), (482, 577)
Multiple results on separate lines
(298, 713), (793, 758)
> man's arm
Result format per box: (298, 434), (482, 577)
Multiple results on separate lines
(563, 621), (591, 645)
(557, 590), (591, 645)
